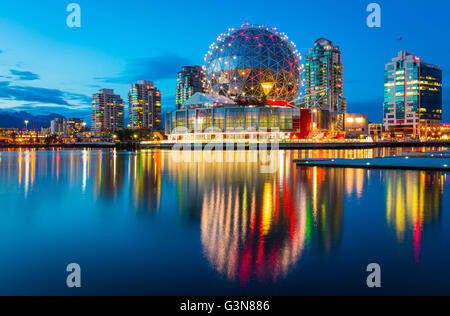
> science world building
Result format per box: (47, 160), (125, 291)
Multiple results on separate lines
(165, 24), (311, 141)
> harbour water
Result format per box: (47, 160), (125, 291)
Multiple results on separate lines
(0, 147), (449, 295)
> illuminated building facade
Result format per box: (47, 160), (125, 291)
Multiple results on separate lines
(165, 93), (308, 141)
(383, 51), (442, 136)
(50, 118), (86, 137)
(165, 24), (309, 140)
(344, 113), (368, 138)
(0, 128), (19, 137)
(176, 66), (207, 109)
(305, 38), (346, 131)
(92, 89), (124, 136)
(128, 80), (162, 131)
(369, 123), (383, 140)
(0, 128), (18, 144)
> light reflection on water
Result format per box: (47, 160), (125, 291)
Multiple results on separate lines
(0, 147), (448, 295)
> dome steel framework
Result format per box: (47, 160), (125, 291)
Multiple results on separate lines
(204, 24), (304, 105)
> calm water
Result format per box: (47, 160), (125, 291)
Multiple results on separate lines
(0, 147), (449, 295)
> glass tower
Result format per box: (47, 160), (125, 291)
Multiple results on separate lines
(91, 89), (124, 136)
(383, 51), (442, 136)
(128, 80), (162, 131)
(305, 38), (346, 131)
(176, 66), (207, 109)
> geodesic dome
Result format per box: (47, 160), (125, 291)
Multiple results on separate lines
(204, 24), (303, 105)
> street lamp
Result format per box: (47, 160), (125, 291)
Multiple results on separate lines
(24, 120), (29, 131)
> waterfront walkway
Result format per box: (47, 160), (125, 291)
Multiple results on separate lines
(1, 140), (449, 151)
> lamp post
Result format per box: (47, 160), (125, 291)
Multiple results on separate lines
(24, 120), (29, 131)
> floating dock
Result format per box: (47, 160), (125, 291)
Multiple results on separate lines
(294, 154), (450, 171)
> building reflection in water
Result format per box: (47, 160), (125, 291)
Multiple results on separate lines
(385, 170), (443, 262)
(0, 147), (445, 282)
(0, 149), (38, 197)
(167, 150), (348, 284)
(297, 167), (345, 254)
(89, 150), (163, 211)
(197, 151), (307, 285)
(92, 150), (125, 200)
(127, 150), (163, 212)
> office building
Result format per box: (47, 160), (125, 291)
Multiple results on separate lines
(383, 51), (442, 136)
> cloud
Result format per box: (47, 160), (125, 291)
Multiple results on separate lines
(0, 81), (90, 107)
(66, 92), (91, 106)
(10, 69), (40, 81)
(97, 55), (191, 84)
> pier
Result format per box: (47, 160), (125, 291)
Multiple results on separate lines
(294, 151), (450, 171)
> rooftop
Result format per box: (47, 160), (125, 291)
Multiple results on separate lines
(181, 93), (236, 108)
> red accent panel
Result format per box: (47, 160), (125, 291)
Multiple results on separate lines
(299, 109), (311, 139)
(266, 100), (288, 106)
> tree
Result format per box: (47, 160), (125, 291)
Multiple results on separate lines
(112, 129), (153, 142)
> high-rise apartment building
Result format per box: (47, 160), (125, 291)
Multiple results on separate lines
(91, 89), (124, 136)
(176, 66), (207, 109)
(128, 80), (162, 131)
(383, 51), (442, 136)
(305, 38), (346, 131)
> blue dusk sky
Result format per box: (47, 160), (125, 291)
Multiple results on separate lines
(0, 0), (449, 124)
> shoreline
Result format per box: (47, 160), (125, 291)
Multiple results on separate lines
(0, 141), (449, 150)
(0, 142), (117, 150)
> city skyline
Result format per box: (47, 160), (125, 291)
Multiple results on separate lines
(1, 1), (450, 298)
(0, 0), (449, 126)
